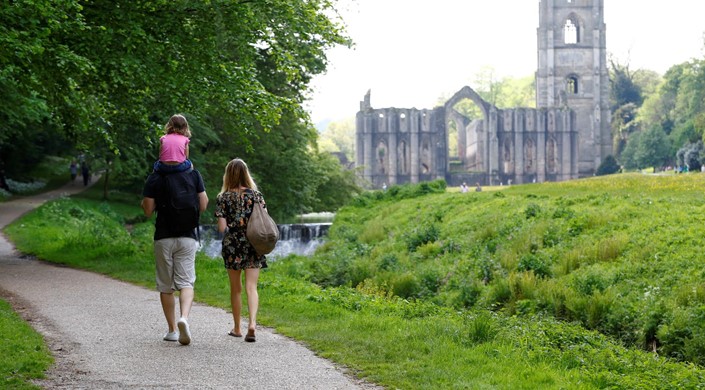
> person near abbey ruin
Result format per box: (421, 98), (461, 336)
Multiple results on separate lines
(141, 114), (208, 346)
(215, 158), (269, 342)
(460, 182), (468, 193)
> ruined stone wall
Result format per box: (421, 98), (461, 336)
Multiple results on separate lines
(355, 0), (608, 187)
(356, 95), (446, 188)
(356, 89), (579, 188)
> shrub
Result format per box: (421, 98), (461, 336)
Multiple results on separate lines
(390, 272), (421, 299)
(455, 278), (483, 309)
(481, 278), (512, 309)
(586, 289), (615, 330)
(508, 271), (539, 301)
(379, 253), (399, 271)
(465, 311), (498, 344)
(524, 203), (541, 219)
(405, 224), (440, 252)
(596, 155), (620, 176)
(517, 253), (552, 278)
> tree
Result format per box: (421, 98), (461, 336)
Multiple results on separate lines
(609, 60), (644, 112)
(0, 1), (91, 180)
(636, 126), (671, 171)
(620, 131), (640, 170)
(319, 118), (355, 162)
(611, 103), (640, 157)
(1, 0), (352, 213)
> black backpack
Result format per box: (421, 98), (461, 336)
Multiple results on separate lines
(159, 171), (200, 236)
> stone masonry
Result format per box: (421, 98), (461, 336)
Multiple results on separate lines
(356, 0), (610, 188)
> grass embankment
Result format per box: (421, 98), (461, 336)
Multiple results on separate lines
(0, 299), (53, 389)
(4, 175), (705, 388)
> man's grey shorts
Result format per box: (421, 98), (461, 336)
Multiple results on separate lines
(154, 237), (197, 293)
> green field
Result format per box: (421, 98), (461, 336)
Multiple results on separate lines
(5, 173), (705, 388)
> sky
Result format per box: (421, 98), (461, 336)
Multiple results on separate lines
(306, 0), (705, 125)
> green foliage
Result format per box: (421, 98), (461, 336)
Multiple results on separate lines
(292, 173), (705, 367)
(0, 0), (353, 220)
(0, 299), (52, 389)
(595, 155), (620, 176)
(7, 191), (705, 388)
(405, 224), (440, 252)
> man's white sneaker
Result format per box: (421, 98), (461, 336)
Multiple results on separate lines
(163, 331), (179, 342)
(177, 318), (191, 345)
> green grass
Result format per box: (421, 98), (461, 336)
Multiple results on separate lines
(4, 174), (705, 388)
(0, 299), (53, 389)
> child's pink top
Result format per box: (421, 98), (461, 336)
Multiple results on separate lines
(159, 133), (189, 163)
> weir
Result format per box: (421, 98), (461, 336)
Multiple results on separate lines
(199, 223), (331, 260)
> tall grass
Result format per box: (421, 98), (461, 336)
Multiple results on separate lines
(5, 175), (705, 388)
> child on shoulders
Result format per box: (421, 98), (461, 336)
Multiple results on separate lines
(154, 114), (193, 174)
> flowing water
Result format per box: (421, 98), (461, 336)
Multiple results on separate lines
(199, 223), (331, 260)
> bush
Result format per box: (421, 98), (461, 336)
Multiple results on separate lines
(596, 155), (620, 175)
(405, 224), (439, 252)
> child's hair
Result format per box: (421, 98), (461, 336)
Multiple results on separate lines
(165, 114), (191, 137)
(219, 158), (258, 196)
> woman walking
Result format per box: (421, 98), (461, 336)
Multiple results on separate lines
(215, 158), (269, 342)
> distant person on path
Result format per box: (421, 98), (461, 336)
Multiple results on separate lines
(460, 182), (468, 193)
(0, 167), (9, 192)
(215, 158), (269, 342)
(70, 161), (78, 183)
(153, 114), (193, 174)
(141, 141), (208, 346)
(81, 161), (90, 186)
(475, 182), (482, 192)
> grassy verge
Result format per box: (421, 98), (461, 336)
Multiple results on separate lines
(0, 298), (53, 389)
(4, 178), (705, 388)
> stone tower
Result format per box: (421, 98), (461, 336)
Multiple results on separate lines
(536, 0), (611, 175)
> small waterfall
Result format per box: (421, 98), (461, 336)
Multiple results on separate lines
(199, 223), (331, 260)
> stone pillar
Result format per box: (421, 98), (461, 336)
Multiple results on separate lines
(363, 114), (373, 184)
(536, 110), (546, 183)
(410, 111), (419, 183)
(560, 110), (572, 181)
(488, 107), (499, 185)
(572, 111), (580, 180)
(388, 113), (397, 185)
(514, 109), (525, 183)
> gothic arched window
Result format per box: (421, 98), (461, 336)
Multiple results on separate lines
(564, 18), (579, 44)
(566, 75), (579, 94)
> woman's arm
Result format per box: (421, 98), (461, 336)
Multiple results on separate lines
(217, 217), (227, 233)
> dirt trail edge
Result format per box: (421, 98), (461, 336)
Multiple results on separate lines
(0, 179), (380, 389)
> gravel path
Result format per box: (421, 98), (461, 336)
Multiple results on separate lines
(0, 180), (379, 389)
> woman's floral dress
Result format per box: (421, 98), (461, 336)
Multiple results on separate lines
(214, 189), (268, 270)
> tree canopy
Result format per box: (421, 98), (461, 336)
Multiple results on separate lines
(1, 0), (359, 219)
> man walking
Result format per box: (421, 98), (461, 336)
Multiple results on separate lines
(141, 165), (208, 345)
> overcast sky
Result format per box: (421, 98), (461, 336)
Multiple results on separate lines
(305, 0), (705, 124)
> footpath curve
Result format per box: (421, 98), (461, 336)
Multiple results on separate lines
(0, 180), (378, 389)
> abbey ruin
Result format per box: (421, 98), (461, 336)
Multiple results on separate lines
(356, 0), (611, 187)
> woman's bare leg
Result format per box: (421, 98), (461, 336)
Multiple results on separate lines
(244, 268), (260, 331)
(227, 269), (243, 335)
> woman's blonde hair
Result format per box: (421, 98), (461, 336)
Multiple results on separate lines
(165, 114), (192, 137)
(219, 158), (258, 196)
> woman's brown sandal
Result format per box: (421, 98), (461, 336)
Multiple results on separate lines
(245, 329), (256, 342)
